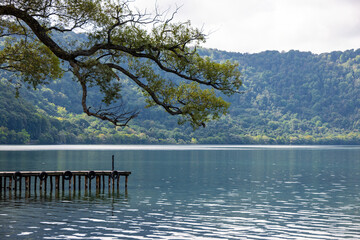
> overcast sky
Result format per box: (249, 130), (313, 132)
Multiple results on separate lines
(135, 0), (360, 54)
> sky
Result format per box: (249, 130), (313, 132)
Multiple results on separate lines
(135, 0), (360, 54)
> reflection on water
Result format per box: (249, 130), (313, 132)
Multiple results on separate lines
(1, 192), (130, 239)
(0, 145), (360, 239)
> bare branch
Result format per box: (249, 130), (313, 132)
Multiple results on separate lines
(70, 61), (137, 127)
(105, 62), (183, 116)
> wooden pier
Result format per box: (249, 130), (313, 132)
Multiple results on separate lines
(0, 170), (131, 197)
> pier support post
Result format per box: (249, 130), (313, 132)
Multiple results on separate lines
(85, 176), (88, 191)
(69, 178), (71, 192)
(19, 178), (22, 195)
(125, 175), (128, 189)
(78, 175), (81, 192)
(9, 177), (12, 192)
(96, 175), (100, 191)
(26, 176), (31, 198)
(14, 178), (17, 195)
(3, 177), (6, 195)
(29, 176), (31, 193)
(102, 175), (105, 191)
(25, 177), (30, 191)
(34, 176), (37, 194)
(108, 175), (111, 191)
(55, 176), (60, 191)
(73, 175), (76, 194)
(50, 176), (53, 191)
(3, 177), (6, 197)
(89, 176), (92, 192)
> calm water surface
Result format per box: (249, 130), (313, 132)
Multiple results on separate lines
(0, 145), (359, 239)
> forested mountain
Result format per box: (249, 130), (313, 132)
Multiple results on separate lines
(1, 47), (360, 144)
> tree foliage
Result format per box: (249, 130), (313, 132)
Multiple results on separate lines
(0, 0), (241, 128)
(1, 47), (360, 145)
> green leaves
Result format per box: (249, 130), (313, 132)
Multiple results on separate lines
(175, 82), (230, 128)
(0, 0), (242, 127)
(79, 59), (121, 105)
(0, 37), (63, 88)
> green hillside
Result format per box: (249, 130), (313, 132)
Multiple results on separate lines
(1, 48), (360, 144)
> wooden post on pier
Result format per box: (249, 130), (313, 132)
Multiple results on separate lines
(96, 175), (100, 190)
(25, 176), (30, 196)
(102, 175), (105, 192)
(78, 175), (81, 192)
(3, 178), (5, 195)
(19, 178), (22, 194)
(108, 175), (111, 190)
(9, 177), (12, 193)
(26, 176), (30, 198)
(69, 177), (71, 192)
(112, 155), (114, 171)
(89, 176), (92, 191)
(55, 176), (60, 191)
(14, 177), (17, 195)
(73, 176), (76, 194)
(50, 176), (53, 191)
(34, 176), (37, 194)
(84, 175), (87, 191)
(125, 175), (128, 189)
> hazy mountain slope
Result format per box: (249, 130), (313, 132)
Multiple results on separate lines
(1, 47), (359, 144)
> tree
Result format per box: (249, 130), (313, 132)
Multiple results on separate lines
(0, 0), (241, 128)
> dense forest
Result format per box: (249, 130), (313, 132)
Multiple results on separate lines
(1, 46), (360, 144)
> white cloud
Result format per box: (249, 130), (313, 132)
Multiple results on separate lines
(133, 0), (360, 53)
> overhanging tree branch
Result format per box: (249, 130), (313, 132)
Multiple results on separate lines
(0, 0), (242, 128)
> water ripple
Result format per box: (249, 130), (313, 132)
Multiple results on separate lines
(1, 147), (360, 239)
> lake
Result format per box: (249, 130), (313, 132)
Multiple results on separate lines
(0, 145), (360, 239)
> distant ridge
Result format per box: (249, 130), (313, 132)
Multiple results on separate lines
(1, 44), (359, 144)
